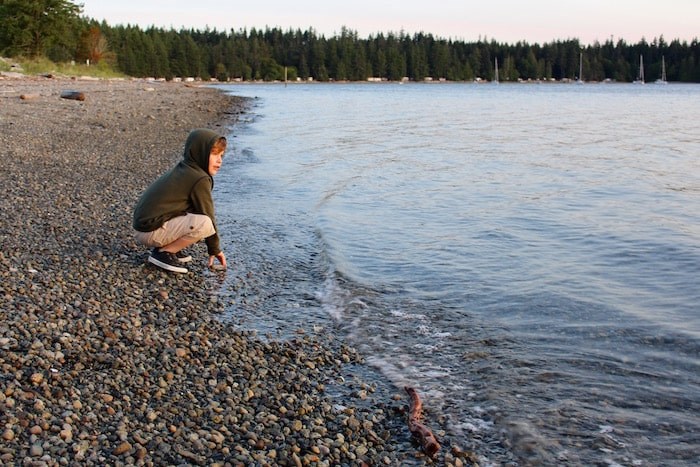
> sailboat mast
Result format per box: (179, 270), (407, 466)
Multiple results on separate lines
(575, 50), (585, 84)
(656, 56), (668, 84)
(662, 56), (666, 81)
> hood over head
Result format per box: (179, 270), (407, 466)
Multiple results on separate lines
(183, 128), (223, 172)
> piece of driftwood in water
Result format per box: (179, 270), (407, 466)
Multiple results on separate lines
(405, 386), (441, 456)
(60, 91), (86, 101)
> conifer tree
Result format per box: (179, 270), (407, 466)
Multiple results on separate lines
(0, 0), (82, 57)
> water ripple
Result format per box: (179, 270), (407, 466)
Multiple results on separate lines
(217, 83), (700, 465)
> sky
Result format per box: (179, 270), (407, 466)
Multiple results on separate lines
(81, 0), (699, 45)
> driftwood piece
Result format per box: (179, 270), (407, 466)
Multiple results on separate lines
(19, 94), (39, 100)
(60, 91), (86, 101)
(405, 386), (441, 456)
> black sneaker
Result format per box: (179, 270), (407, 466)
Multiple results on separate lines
(148, 248), (188, 273)
(175, 251), (192, 264)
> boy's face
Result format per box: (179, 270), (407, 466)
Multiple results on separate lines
(208, 149), (224, 176)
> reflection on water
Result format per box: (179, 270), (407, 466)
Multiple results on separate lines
(215, 83), (700, 465)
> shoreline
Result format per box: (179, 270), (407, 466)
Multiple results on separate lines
(0, 75), (434, 465)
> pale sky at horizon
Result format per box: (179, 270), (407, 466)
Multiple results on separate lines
(81, 0), (698, 45)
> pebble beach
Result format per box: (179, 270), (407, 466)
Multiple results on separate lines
(0, 75), (464, 466)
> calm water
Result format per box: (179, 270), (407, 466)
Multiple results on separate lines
(212, 82), (700, 465)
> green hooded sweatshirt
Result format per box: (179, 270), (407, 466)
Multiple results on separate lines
(133, 128), (223, 256)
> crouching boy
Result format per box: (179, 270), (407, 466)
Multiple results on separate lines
(133, 128), (228, 273)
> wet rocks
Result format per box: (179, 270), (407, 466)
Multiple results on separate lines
(0, 77), (420, 466)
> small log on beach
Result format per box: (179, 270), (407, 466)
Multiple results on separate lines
(60, 90), (86, 101)
(19, 93), (39, 100)
(405, 386), (441, 456)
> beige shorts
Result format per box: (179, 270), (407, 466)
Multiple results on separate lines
(134, 213), (215, 247)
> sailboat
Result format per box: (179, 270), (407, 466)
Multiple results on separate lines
(576, 51), (584, 84)
(494, 57), (499, 84)
(655, 56), (668, 84)
(633, 54), (645, 84)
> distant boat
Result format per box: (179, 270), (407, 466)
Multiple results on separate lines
(655, 56), (668, 85)
(494, 57), (499, 84)
(576, 51), (584, 84)
(633, 54), (645, 84)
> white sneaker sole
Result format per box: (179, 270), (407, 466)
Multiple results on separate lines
(148, 255), (188, 273)
(177, 255), (193, 264)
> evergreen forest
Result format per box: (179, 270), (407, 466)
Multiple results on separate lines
(2, 0), (700, 83)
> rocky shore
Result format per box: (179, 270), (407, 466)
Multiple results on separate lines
(0, 75), (468, 466)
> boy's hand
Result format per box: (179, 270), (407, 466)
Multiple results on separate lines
(208, 251), (227, 270)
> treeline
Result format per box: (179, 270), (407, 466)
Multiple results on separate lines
(2, 1), (700, 82)
(106, 25), (700, 83)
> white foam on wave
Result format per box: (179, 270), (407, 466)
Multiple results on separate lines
(454, 418), (494, 433)
(316, 275), (346, 321)
(364, 355), (415, 389)
(390, 309), (428, 320)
